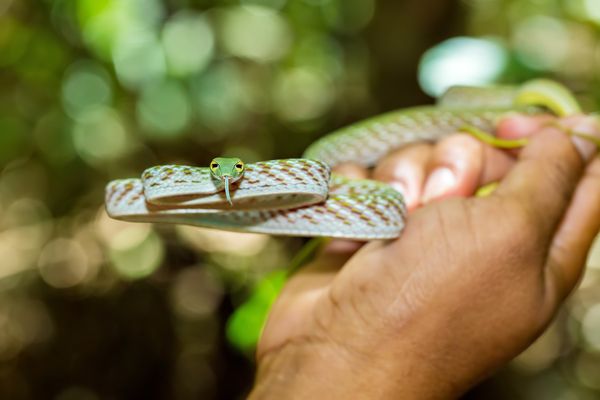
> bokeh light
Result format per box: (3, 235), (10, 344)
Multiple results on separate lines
(61, 60), (113, 119)
(176, 226), (269, 257)
(33, 111), (77, 166)
(582, 303), (600, 351)
(137, 79), (192, 138)
(512, 16), (569, 70)
(113, 32), (166, 89)
(272, 67), (335, 122)
(162, 11), (214, 77)
(189, 62), (250, 135)
(220, 5), (292, 62)
(97, 214), (165, 280)
(77, 0), (164, 60)
(72, 106), (130, 166)
(418, 37), (508, 97)
(171, 266), (224, 319)
(0, 199), (52, 280)
(38, 238), (92, 288)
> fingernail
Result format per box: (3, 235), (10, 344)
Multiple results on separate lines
(422, 167), (456, 203)
(390, 181), (416, 209)
(570, 116), (600, 161)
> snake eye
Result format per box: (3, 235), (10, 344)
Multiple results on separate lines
(235, 162), (244, 171)
(210, 162), (219, 171)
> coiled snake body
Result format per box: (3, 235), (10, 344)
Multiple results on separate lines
(105, 80), (582, 240)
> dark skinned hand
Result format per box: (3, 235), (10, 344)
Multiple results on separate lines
(250, 115), (600, 399)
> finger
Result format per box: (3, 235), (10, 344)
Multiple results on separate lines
(333, 163), (369, 179)
(258, 254), (335, 357)
(495, 116), (600, 239)
(548, 158), (600, 299)
(280, 163), (369, 294)
(421, 134), (514, 203)
(372, 143), (432, 210)
(327, 163), (369, 255)
(260, 241), (358, 352)
(496, 114), (555, 140)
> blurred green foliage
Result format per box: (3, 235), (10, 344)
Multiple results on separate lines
(2, 0), (600, 399)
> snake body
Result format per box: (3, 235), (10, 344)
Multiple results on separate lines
(105, 81), (576, 240)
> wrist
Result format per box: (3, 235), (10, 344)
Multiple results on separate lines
(250, 340), (360, 399)
(249, 337), (459, 400)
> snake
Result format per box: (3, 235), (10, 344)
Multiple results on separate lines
(105, 79), (591, 240)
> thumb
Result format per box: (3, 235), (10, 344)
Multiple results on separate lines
(495, 116), (599, 237)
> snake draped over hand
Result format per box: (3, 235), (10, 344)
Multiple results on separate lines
(105, 79), (597, 240)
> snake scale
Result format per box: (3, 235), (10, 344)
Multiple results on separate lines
(105, 80), (582, 240)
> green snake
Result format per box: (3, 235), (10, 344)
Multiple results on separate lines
(105, 79), (593, 240)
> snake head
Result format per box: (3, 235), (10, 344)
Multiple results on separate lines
(209, 157), (245, 206)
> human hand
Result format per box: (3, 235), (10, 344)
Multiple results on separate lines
(250, 115), (600, 399)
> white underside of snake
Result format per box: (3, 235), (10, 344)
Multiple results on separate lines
(105, 81), (580, 240)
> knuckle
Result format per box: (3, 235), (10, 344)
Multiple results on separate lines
(505, 200), (537, 236)
(499, 199), (546, 260)
(435, 133), (483, 161)
(545, 159), (578, 203)
(586, 158), (600, 179)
